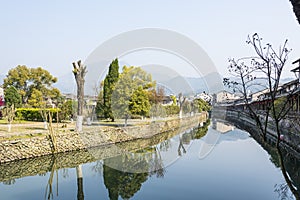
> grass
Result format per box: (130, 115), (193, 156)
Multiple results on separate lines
(0, 115), (201, 139)
(0, 132), (45, 141)
(0, 119), (36, 125)
(0, 120), (76, 138)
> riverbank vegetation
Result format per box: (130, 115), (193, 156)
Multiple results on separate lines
(0, 58), (211, 135)
(96, 59), (211, 124)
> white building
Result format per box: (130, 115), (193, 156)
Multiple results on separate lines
(195, 92), (212, 103)
(214, 90), (239, 104)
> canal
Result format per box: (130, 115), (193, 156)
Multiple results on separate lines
(0, 119), (299, 200)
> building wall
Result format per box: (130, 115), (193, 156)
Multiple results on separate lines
(216, 91), (236, 103)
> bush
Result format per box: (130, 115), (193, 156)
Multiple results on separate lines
(16, 108), (60, 122)
(164, 105), (180, 116)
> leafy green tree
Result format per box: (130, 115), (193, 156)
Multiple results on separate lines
(3, 65), (60, 106)
(27, 88), (45, 108)
(4, 86), (21, 108)
(103, 59), (119, 121)
(3, 65), (30, 104)
(193, 98), (211, 113)
(129, 86), (151, 117)
(170, 95), (177, 105)
(29, 67), (57, 93)
(59, 99), (76, 121)
(164, 104), (180, 116)
(111, 66), (155, 120)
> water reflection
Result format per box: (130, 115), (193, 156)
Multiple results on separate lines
(103, 165), (149, 200)
(76, 165), (84, 200)
(227, 119), (300, 200)
(0, 124), (209, 200)
(199, 119), (248, 159)
(1, 119), (300, 200)
(102, 123), (210, 200)
(103, 121), (210, 174)
(264, 142), (300, 200)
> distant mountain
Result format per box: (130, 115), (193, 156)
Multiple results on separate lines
(222, 76), (297, 94)
(185, 72), (225, 94)
(7, 70), (296, 96)
(53, 71), (225, 96)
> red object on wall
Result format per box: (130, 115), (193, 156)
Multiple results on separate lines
(0, 96), (4, 106)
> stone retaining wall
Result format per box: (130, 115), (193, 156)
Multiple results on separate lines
(0, 113), (207, 164)
(213, 109), (300, 153)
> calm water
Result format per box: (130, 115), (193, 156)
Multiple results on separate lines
(0, 119), (299, 200)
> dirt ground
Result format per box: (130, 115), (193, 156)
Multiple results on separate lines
(0, 121), (75, 137)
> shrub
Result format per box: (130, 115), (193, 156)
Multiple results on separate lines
(15, 108), (60, 122)
(164, 105), (180, 116)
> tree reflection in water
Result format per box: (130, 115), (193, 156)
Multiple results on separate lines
(31, 123), (210, 200)
(178, 120), (210, 156)
(76, 165), (84, 200)
(103, 165), (149, 200)
(252, 134), (300, 200)
(102, 123), (210, 199)
(44, 157), (84, 200)
(274, 147), (299, 200)
(44, 155), (58, 200)
(225, 118), (300, 200)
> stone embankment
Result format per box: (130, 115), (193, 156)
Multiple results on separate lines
(0, 122), (199, 183)
(213, 109), (300, 153)
(0, 113), (207, 163)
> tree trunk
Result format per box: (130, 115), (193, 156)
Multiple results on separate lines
(76, 81), (84, 132)
(73, 60), (87, 132)
(76, 165), (84, 200)
(76, 116), (83, 132)
(7, 123), (11, 132)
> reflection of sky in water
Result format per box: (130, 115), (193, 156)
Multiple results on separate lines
(0, 124), (296, 200)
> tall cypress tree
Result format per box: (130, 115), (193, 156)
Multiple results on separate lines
(103, 58), (119, 121)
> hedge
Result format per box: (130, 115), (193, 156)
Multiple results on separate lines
(15, 108), (60, 122)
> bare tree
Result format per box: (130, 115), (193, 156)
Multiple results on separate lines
(3, 104), (15, 132)
(224, 33), (297, 146)
(178, 93), (186, 119)
(72, 60), (87, 132)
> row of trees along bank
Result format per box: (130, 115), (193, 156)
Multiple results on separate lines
(1, 65), (75, 132)
(1, 59), (211, 132)
(95, 59), (211, 126)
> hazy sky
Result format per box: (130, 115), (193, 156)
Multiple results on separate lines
(1, 0), (300, 79)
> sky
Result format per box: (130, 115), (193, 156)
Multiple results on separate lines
(0, 0), (300, 80)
